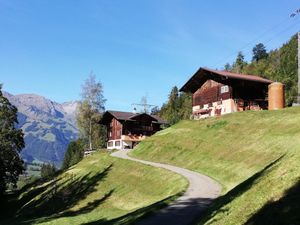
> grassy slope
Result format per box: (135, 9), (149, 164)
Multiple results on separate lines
(1, 152), (187, 225)
(131, 107), (300, 224)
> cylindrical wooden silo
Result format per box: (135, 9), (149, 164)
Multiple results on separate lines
(268, 82), (285, 110)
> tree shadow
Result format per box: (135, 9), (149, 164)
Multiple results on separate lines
(196, 155), (285, 225)
(0, 177), (62, 219)
(39, 189), (114, 223)
(81, 193), (182, 225)
(0, 168), (67, 217)
(81, 192), (214, 225)
(245, 178), (300, 225)
(0, 164), (114, 224)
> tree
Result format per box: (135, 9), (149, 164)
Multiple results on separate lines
(0, 85), (24, 194)
(77, 73), (106, 150)
(224, 63), (232, 72)
(165, 86), (180, 124)
(151, 106), (160, 115)
(252, 43), (268, 62)
(62, 139), (84, 170)
(178, 93), (192, 120)
(233, 51), (246, 73)
(159, 86), (191, 125)
(41, 163), (57, 178)
(229, 34), (297, 106)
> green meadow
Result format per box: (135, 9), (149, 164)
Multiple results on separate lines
(0, 152), (187, 225)
(131, 107), (300, 225)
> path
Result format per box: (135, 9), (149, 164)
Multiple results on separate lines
(111, 150), (221, 225)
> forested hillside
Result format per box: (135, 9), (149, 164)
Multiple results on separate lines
(159, 34), (298, 125)
(227, 34), (297, 105)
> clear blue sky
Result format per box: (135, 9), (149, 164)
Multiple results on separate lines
(0, 0), (299, 111)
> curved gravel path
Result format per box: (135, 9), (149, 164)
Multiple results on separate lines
(111, 150), (221, 225)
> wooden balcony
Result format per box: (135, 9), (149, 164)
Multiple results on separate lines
(121, 134), (146, 142)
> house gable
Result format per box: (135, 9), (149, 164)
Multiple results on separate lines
(99, 110), (166, 150)
(180, 67), (273, 119)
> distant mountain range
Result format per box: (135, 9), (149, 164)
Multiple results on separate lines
(3, 91), (79, 166)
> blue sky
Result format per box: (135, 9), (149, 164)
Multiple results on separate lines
(0, 0), (299, 111)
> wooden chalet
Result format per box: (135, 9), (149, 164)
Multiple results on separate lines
(99, 111), (166, 150)
(180, 67), (273, 119)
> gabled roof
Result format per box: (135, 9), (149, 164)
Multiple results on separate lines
(151, 115), (167, 124)
(180, 67), (273, 93)
(99, 110), (167, 124)
(107, 110), (136, 121)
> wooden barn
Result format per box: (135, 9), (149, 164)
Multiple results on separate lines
(180, 67), (273, 119)
(99, 111), (166, 150)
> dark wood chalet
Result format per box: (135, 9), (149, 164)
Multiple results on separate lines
(180, 67), (273, 119)
(99, 111), (166, 150)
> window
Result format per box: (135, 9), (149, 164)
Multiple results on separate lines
(107, 141), (113, 147)
(109, 132), (112, 137)
(220, 85), (229, 94)
(115, 141), (121, 146)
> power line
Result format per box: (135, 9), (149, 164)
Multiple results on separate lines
(262, 17), (300, 46)
(213, 14), (300, 68)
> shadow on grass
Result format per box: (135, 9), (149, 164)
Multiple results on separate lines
(0, 168), (68, 219)
(0, 164), (113, 225)
(245, 178), (300, 225)
(0, 177), (62, 219)
(196, 155), (285, 225)
(81, 192), (187, 225)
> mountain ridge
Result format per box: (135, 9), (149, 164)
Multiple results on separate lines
(3, 91), (79, 166)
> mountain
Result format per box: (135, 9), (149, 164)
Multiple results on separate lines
(3, 92), (79, 166)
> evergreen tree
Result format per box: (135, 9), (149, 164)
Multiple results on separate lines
(178, 93), (192, 120)
(231, 34), (297, 105)
(252, 43), (268, 62)
(166, 86), (180, 124)
(233, 51), (246, 73)
(0, 85), (25, 194)
(150, 106), (160, 115)
(159, 86), (192, 125)
(62, 139), (84, 170)
(41, 163), (57, 178)
(224, 63), (232, 71)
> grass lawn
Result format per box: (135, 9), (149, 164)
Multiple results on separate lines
(0, 151), (187, 225)
(131, 107), (300, 225)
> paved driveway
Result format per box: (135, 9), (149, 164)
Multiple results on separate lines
(111, 150), (221, 225)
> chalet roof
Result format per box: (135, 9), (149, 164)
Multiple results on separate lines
(107, 111), (136, 121)
(180, 67), (273, 93)
(100, 110), (167, 124)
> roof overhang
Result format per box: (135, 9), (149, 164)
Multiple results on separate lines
(99, 111), (167, 125)
(180, 67), (273, 93)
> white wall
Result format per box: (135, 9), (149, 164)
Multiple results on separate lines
(192, 98), (237, 119)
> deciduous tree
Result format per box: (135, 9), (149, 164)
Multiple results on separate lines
(77, 73), (106, 150)
(0, 85), (24, 194)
